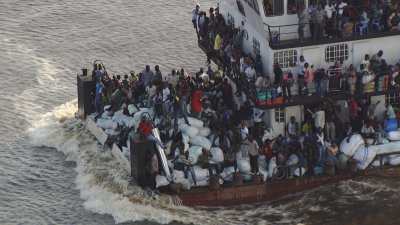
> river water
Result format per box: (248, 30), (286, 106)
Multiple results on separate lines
(0, 0), (399, 225)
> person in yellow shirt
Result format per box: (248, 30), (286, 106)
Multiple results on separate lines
(214, 32), (222, 51)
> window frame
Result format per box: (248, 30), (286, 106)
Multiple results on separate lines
(325, 44), (349, 63)
(263, 0), (284, 17)
(275, 107), (285, 123)
(387, 92), (400, 108)
(273, 49), (298, 69)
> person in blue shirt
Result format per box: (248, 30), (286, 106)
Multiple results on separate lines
(95, 80), (104, 114)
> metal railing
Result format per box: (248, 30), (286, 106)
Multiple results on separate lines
(265, 21), (400, 48)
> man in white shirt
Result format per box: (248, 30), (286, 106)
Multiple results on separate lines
(245, 65), (256, 82)
(324, 1), (335, 19)
(337, 0), (347, 16)
(167, 69), (178, 88)
(314, 108), (326, 130)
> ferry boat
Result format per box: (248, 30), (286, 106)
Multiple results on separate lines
(199, 0), (400, 136)
(74, 0), (400, 206)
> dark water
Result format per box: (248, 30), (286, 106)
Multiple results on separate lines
(1, 0), (400, 225)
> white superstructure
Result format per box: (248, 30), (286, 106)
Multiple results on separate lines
(217, 0), (400, 136)
(218, 0), (400, 75)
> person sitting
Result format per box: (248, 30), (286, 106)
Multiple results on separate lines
(197, 148), (220, 176)
(174, 146), (197, 185)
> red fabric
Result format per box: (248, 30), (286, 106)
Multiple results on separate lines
(191, 90), (203, 113)
(349, 100), (359, 118)
(138, 120), (153, 136)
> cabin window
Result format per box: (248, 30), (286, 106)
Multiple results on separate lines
(263, 0), (284, 16)
(253, 38), (261, 56)
(244, 0), (260, 15)
(237, 0), (246, 16)
(325, 44), (349, 63)
(287, 0), (306, 14)
(273, 50), (298, 68)
(275, 108), (285, 123)
(387, 92), (400, 107)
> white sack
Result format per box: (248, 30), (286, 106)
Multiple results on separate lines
(237, 159), (251, 174)
(188, 117), (204, 128)
(97, 118), (118, 130)
(128, 104), (139, 115)
(388, 131), (400, 141)
(198, 127), (211, 137)
(156, 175), (169, 188)
(294, 167), (307, 177)
(210, 147), (224, 163)
(190, 136), (212, 150)
(192, 166), (210, 181)
(188, 146), (203, 164)
(105, 129), (120, 136)
(389, 155), (400, 166)
(221, 166), (236, 181)
(181, 125), (199, 138)
(353, 146), (377, 170)
(287, 154), (299, 166)
(340, 134), (365, 157)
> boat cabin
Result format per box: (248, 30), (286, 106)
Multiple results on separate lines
(201, 0), (400, 136)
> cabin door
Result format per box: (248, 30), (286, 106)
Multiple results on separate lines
(301, 46), (322, 68)
(285, 106), (303, 135)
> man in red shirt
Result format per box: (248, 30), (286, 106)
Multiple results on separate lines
(191, 86), (203, 118)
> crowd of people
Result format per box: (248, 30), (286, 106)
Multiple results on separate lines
(89, 2), (400, 188)
(295, 0), (400, 41)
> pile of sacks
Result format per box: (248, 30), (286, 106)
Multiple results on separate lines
(340, 132), (400, 169)
(96, 105), (154, 137)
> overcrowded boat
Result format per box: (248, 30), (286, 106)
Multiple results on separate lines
(76, 0), (400, 206)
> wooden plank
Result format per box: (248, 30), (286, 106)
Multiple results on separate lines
(86, 117), (108, 145)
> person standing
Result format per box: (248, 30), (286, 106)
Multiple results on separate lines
(140, 65), (154, 88)
(95, 80), (104, 114)
(297, 4), (309, 42)
(241, 135), (259, 174)
(313, 5), (325, 40)
(297, 56), (307, 95)
(192, 4), (200, 39)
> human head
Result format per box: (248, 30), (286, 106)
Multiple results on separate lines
(290, 116), (296, 123)
(155, 65), (160, 71)
(378, 50), (383, 57)
(145, 65), (150, 71)
(300, 55), (305, 62)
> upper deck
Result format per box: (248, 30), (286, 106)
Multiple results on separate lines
(224, 0), (400, 50)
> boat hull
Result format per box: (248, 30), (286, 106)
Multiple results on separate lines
(173, 167), (400, 207)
